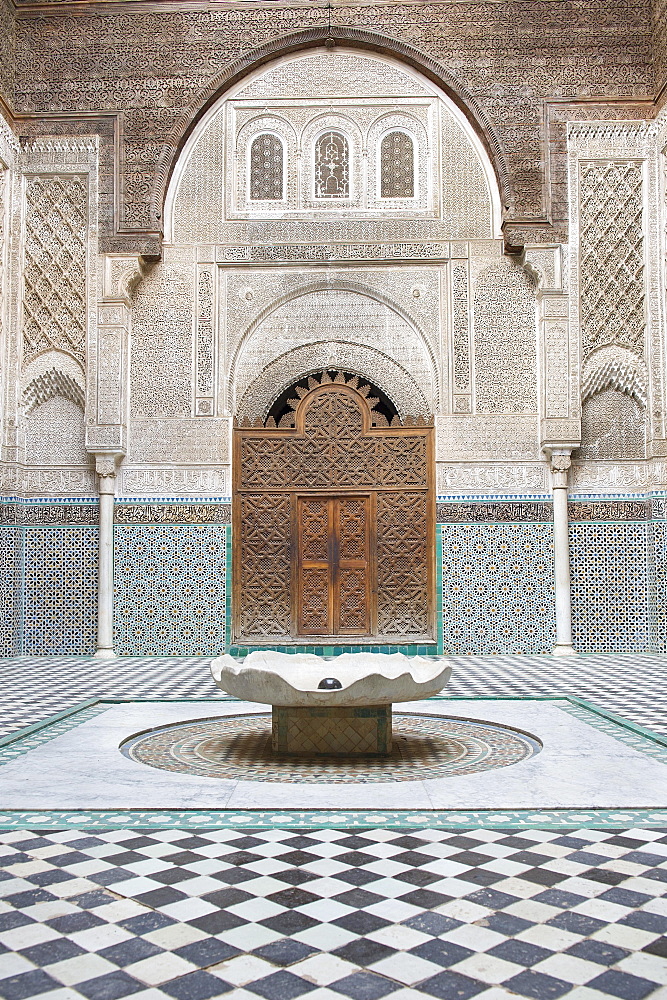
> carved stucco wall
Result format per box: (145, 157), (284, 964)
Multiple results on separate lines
(473, 260), (537, 414)
(129, 251), (195, 420)
(25, 396), (89, 467)
(576, 390), (646, 461)
(170, 49), (493, 240)
(232, 286), (437, 418)
(10, 2), (654, 246)
(0, 0), (14, 109)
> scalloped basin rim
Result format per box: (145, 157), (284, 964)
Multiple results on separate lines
(210, 650), (453, 706)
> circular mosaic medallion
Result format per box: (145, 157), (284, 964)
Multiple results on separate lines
(120, 713), (541, 783)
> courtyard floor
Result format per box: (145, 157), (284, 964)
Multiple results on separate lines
(0, 654), (665, 1000)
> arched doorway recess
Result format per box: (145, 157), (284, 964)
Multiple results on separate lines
(233, 373), (435, 645)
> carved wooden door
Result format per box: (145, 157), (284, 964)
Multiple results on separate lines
(234, 379), (435, 645)
(297, 496), (372, 637)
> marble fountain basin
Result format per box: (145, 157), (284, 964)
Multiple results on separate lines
(210, 651), (453, 755)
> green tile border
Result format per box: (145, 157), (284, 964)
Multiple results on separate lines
(1, 695), (666, 829)
(0, 809), (665, 831)
(227, 645), (439, 657)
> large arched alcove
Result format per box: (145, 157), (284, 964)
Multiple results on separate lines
(159, 32), (507, 230)
(164, 46), (501, 240)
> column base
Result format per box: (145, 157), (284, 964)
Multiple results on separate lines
(272, 704), (392, 755)
(552, 643), (577, 657)
(94, 648), (117, 660)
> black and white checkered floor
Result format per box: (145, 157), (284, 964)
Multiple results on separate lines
(1, 827), (666, 1000)
(1, 654), (666, 739)
(1, 655), (666, 999)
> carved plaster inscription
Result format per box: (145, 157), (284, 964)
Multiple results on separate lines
(435, 415), (539, 462)
(128, 418), (230, 465)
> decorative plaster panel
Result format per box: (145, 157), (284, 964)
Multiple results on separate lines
(232, 285), (437, 413)
(25, 396), (90, 468)
(237, 343), (430, 423)
(130, 255), (194, 419)
(473, 260), (537, 414)
(21, 174), (88, 368)
(128, 419), (230, 465)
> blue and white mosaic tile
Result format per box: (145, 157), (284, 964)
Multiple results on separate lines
(569, 520), (651, 653)
(114, 524), (227, 656)
(0, 526), (22, 657)
(22, 526), (98, 656)
(440, 522), (556, 654)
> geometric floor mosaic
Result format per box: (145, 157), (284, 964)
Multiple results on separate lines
(121, 713), (540, 783)
(1, 826), (666, 999)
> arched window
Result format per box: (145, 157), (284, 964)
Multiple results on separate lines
(380, 131), (415, 199)
(314, 131), (349, 198)
(249, 134), (284, 201)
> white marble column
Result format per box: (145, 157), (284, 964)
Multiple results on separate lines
(550, 451), (577, 656)
(94, 456), (118, 659)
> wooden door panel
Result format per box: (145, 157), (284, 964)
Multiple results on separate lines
(337, 567), (369, 633)
(333, 497), (370, 634)
(234, 383), (434, 645)
(299, 566), (330, 634)
(297, 498), (333, 634)
(297, 494), (371, 637)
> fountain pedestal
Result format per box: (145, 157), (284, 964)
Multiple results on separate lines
(272, 704), (392, 755)
(211, 650), (452, 757)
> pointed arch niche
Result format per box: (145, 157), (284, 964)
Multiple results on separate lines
(233, 375), (435, 646)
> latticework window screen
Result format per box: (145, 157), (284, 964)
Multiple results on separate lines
(380, 131), (414, 199)
(315, 131), (349, 198)
(249, 133), (284, 200)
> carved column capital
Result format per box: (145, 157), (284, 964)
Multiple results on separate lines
(549, 449), (572, 488)
(550, 453), (571, 474)
(93, 452), (123, 493)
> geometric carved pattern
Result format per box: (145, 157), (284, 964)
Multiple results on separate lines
(235, 382), (433, 642)
(298, 498), (330, 634)
(250, 133), (284, 201)
(377, 491), (429, 636)
(22, 175), (87, 366)
(315, 131), (349, 198)
(381, 131), (414, 199)
(237, 494), (291, 638)
(297, 496), (371, 635)
(579, 161), (645, 360)
(114, 525), (226, 656)
(239, 388), (428, 492)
